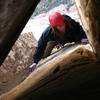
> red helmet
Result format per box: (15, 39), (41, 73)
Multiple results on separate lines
(49, 12), (64, 27)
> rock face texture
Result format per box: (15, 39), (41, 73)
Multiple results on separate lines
(75, 0), (100, 61)
(0, 32), (37, 95)
(0, 0), (40, 65)
(1, 44), (100, 100)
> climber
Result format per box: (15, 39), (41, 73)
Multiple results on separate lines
(29, 11), (88, 72)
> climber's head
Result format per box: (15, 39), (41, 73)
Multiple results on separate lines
(49, 11), (65, 32)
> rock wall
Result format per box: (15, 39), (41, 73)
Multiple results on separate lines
(0, 0), (40, 65)
(75, 0), (100, 61)
(0, 32), (37, 94)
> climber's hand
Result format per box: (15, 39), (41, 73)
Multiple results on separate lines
(81, 38), (89, 44)
(29, 63), (37, 72)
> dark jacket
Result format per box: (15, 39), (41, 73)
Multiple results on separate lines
(33, 15), (87, 64)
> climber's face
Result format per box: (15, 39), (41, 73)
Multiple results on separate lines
(56, 23), (65, 33)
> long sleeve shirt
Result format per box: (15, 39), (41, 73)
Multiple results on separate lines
(33, 15), (87, 64)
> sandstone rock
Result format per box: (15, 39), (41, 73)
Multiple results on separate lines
(0, 32), (37, 94)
